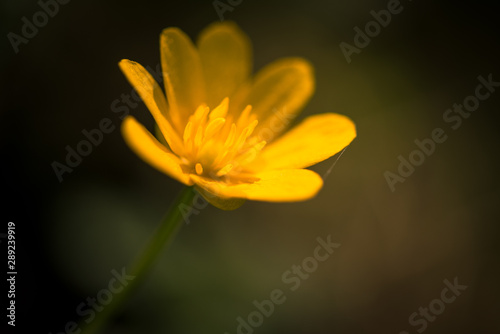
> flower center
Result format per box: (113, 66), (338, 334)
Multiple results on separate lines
(179, 97), (266, 183)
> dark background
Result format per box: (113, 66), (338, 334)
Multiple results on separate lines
(1, 0), (500, 333)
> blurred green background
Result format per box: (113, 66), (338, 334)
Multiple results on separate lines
(2, 0), (500, 333)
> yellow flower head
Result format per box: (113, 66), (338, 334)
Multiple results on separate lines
(120, 22), (356, 210)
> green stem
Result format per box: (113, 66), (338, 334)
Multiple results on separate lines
(81, 186), (197, 334)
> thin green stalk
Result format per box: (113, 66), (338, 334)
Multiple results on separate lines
(81, 186), (196, 334)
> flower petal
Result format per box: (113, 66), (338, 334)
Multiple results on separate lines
(248, 113), (356, 171)
(122, 116), (193, 186)
(197, 22), (252, 110)
(119, 59), (185, 156)
(160, 27), (206, 133)
(235, 58), (314, 142)
(194, 186), (247, 211)
(191, 169), (323, 203)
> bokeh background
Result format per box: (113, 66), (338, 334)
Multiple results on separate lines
(2, 0), (500, 333)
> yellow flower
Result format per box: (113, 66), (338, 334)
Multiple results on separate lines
(119, 22), (356, 210)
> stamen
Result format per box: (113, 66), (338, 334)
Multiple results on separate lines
(216, 164), (233, 177)
(204, 118), (226, 140)
(246, 119), (259, 137)
(180, 101), (263, 186)
(224, 124), (237, 148)
(236, 141), (267, 165)
(183, 121), (193, 144)
(233, 119), (259, 152)
(237, 105), (253, 127)
(192, 104), (209, 121)
(252, 140), (267, 152)
(212, 149), (230, 168)
(194, 126), (203, 148)
(195, 163), (203, 175)
(209, 97), (229, 121)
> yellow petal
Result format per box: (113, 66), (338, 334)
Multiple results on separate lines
(249, 113), (356, 171)
(197, 22), (252, 110)
(194, 185), (246, 211)
(191, 169), (323, 203)
(119, 59), (184, 156)
(236, 58), (314, 142)
(160, 27), (206, 133)
(122, 116), (193, 186)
